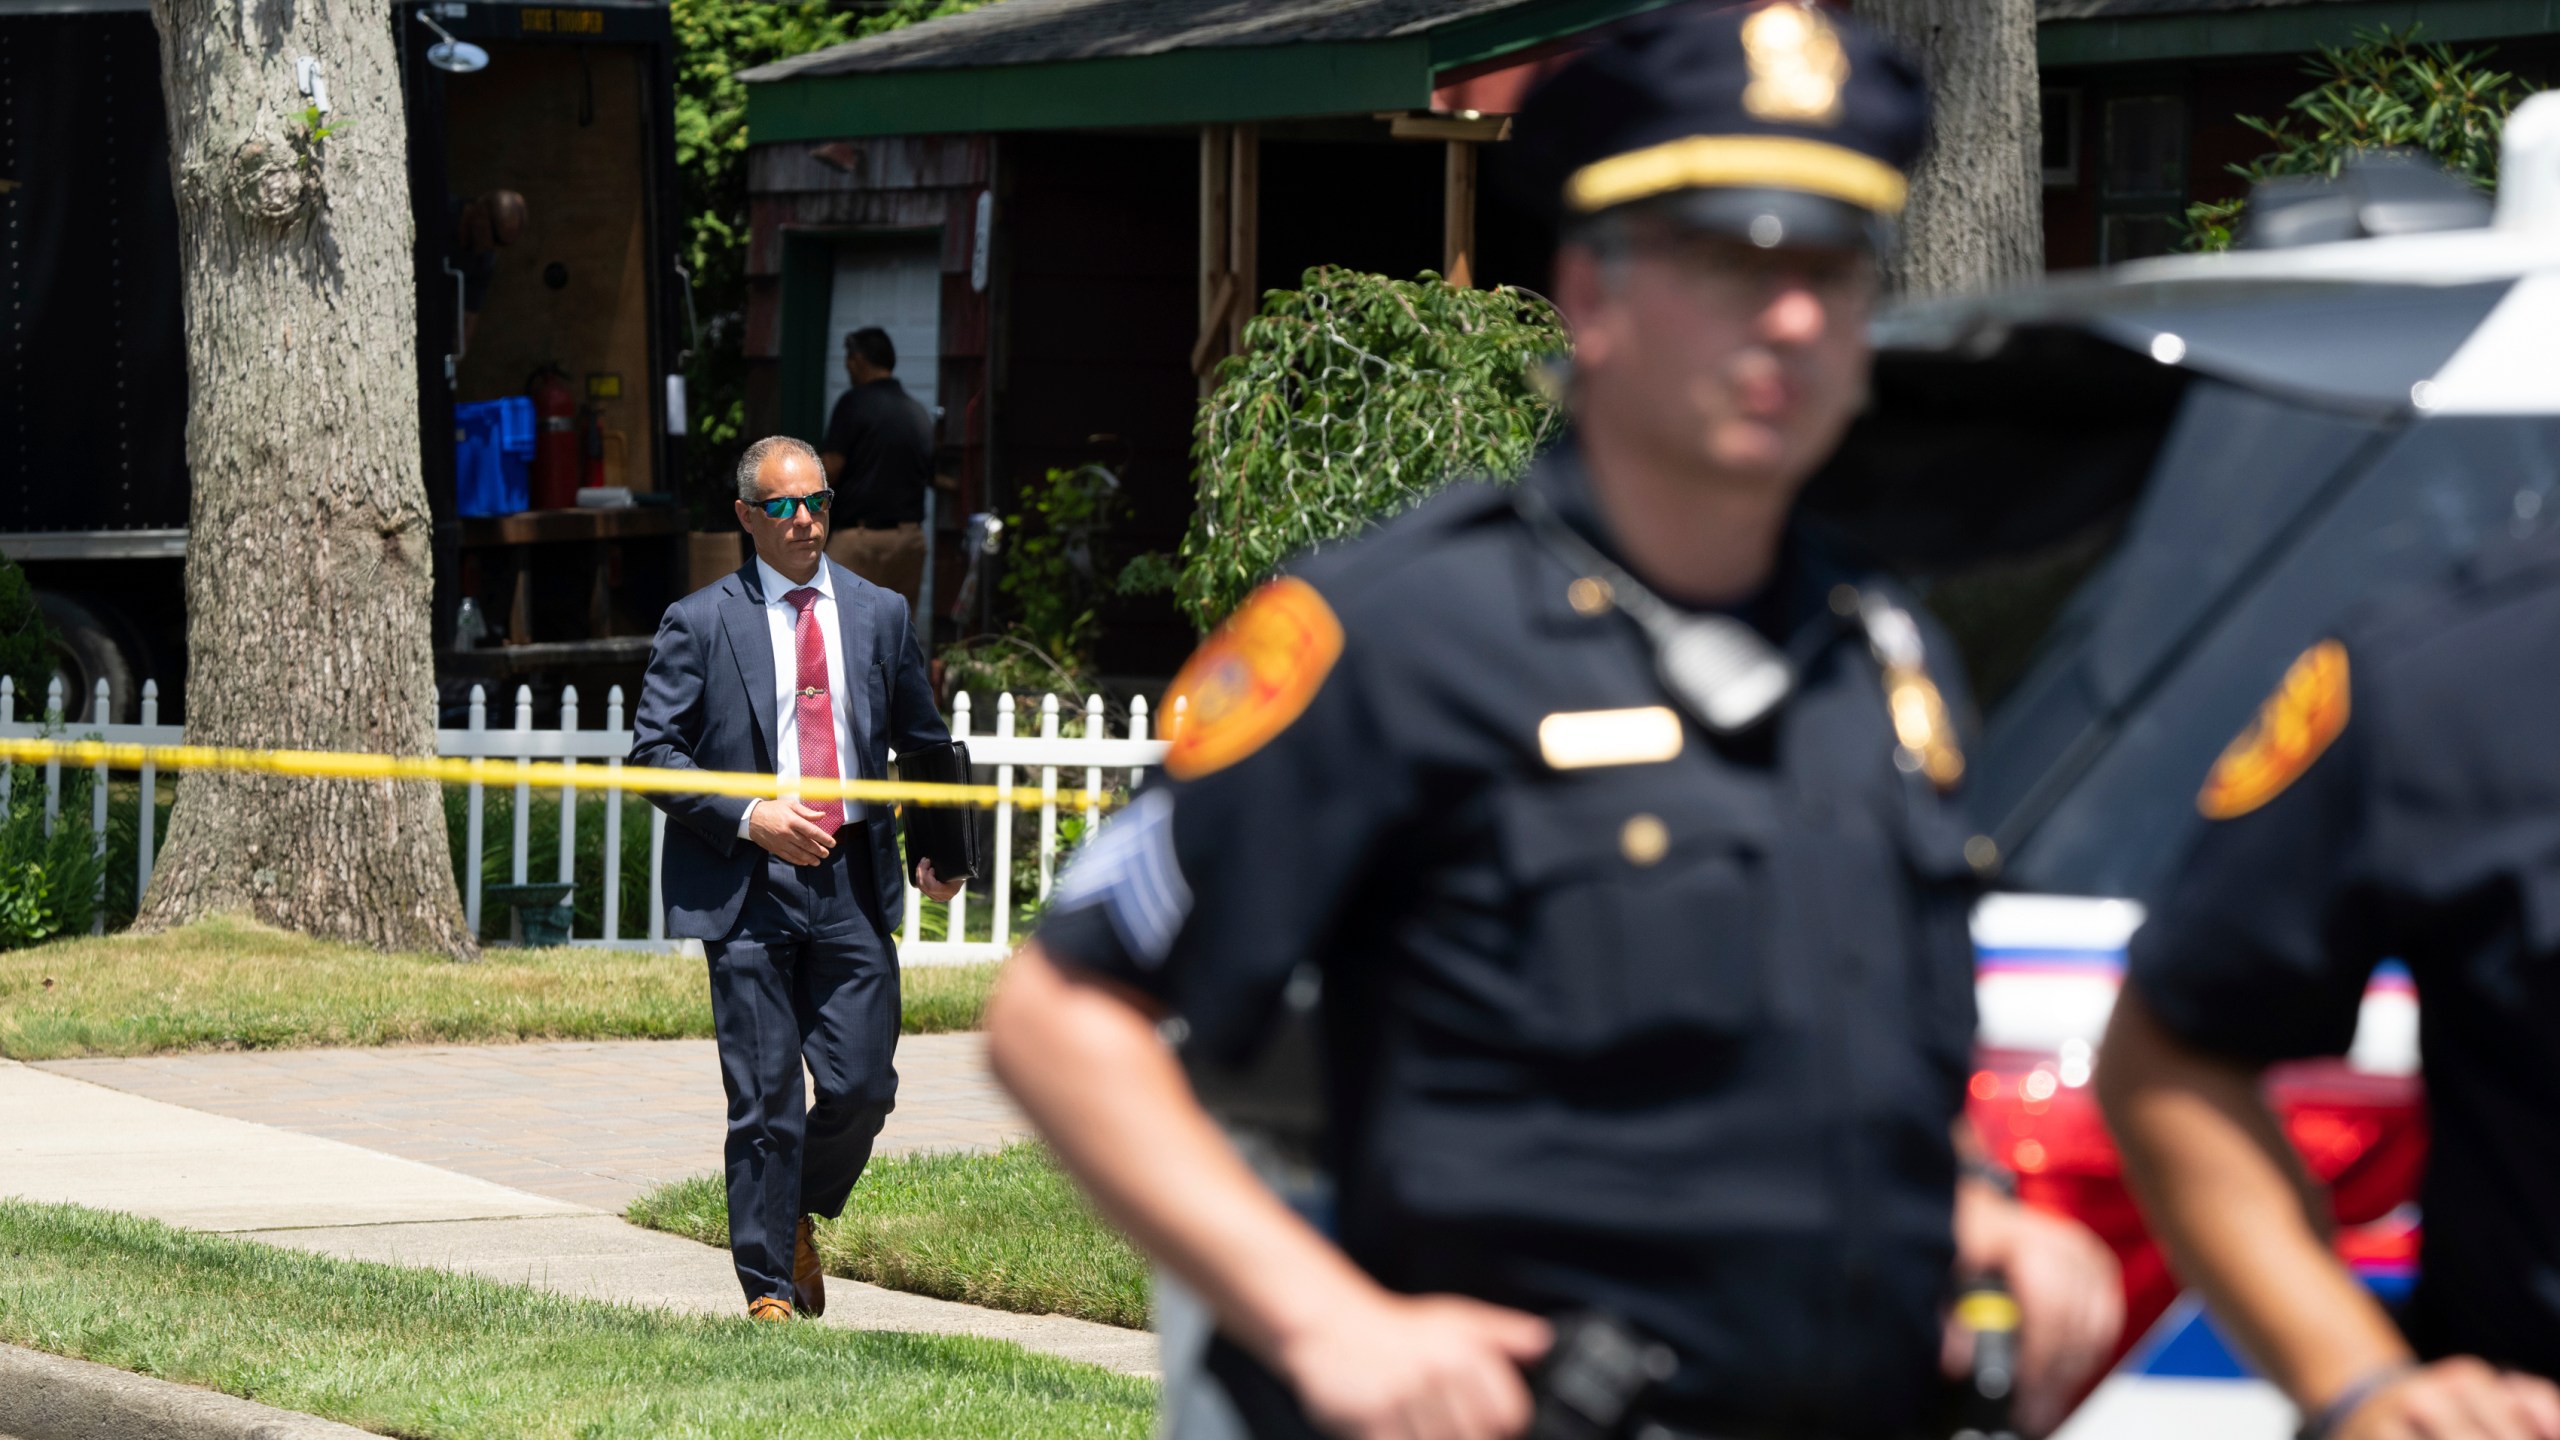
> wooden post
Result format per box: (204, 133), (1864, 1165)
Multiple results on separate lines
(1444, 139), (1479, 287)
(1228, 123), (1259, 358)
(1195, 124), (1234, 388)
(1199, 125), (1231, 340)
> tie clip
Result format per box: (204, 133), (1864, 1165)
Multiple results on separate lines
(800, 685), (825, 698)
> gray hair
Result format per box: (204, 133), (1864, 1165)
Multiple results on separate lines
(735, 435), (822, 501)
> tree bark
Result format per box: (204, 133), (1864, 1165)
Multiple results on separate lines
(1853, 0), (2044, 297)
(141, 0), (474, 956)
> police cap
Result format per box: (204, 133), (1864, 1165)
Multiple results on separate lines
(1514, 2), (1929, 252)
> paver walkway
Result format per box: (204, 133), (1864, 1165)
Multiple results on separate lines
(36, 1033), (1028, 1213)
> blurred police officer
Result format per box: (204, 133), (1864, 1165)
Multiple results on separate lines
(989, 7), (2117, 1438)
(2101, 542), (2560, 1440)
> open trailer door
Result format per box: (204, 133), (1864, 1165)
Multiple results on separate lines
(398, 0), (689, 693)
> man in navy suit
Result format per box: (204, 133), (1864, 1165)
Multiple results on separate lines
(631, 434), (962, 1321)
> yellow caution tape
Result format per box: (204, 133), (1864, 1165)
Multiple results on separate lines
(0, 736), (1123, 812)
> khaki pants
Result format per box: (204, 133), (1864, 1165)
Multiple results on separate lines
(827, 523), (926, 611)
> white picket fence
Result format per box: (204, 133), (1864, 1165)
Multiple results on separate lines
(0, 675), (1170, 964)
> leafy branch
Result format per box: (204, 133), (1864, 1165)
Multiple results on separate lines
(1177, 269), (1568, 629)
(2181, 25), (2524, 252)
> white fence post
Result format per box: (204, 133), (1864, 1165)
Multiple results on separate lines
(42, 676), (62, 838)
(137, 681), (158, 900)
(557, 685), (578, 941)
(466, 684), (486, 937)
(991, 693), (1016, 949)
(509, 685), (532, 942)
(89, 679), (107, 932)
(1, 677), (13, 812)
(1081, 693), (1105, 858)
(1037, 693), (1061, 900)
(942, 692), (970, 946)
(647, 808), (666, 942)
(602, 686), (624, 944)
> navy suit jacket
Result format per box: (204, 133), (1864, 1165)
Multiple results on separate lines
(630, 558), (950, 942)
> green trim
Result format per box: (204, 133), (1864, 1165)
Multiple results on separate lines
(1424, 0), (1681, 70)
(747, 39), (1431, 142)
(778, 233), (834, 446)
(2041, 0), (2560, 67)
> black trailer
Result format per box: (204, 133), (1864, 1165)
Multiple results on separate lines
(0, 0), (696, 719)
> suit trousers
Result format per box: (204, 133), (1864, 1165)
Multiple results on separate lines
(705, 840), (901, 1306)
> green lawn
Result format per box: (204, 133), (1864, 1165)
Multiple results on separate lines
(0, 915), (998, 1060)
(628, 1144), (1151, 1330)
(0, 1199), (1151, 1440)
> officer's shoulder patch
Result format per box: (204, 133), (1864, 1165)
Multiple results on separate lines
(2197, 639), (2351, 821)
(1164, 577), (1345, 781)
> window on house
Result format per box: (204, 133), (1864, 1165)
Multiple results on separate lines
(2099, 94), (2187, 263)
(2042, 88), (2080, 188)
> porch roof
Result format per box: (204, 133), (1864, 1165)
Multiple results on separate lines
(741, 0), (2560, 145)
(741, 0), (1680, 142)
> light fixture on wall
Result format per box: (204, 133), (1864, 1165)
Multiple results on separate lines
(416, 12), (490, 74)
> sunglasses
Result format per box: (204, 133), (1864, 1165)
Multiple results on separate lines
(752, 490), (834, 520)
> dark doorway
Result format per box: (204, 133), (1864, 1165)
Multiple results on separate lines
(1258, 140), (1444, 292)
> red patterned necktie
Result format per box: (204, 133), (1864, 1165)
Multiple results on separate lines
(784, 587), (845, 834)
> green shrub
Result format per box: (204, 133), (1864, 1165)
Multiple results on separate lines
(442, 787), (655, 944)
(0, 771), (105, 949)
(1177, 268), (1568, 629)
(936, 632), (1094, 702)
(2181, 26), (2526, 252)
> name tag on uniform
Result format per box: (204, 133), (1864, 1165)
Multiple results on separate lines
(1537, 706), (1684, 770)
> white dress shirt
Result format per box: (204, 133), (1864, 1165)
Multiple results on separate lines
(739, 556), (860, 835)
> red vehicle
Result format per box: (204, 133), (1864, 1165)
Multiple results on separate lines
(1962, 897), (2423, 1430)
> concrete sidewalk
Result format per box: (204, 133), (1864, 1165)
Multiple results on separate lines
(35, 1032), (1029, 1212)
(0, 1049), (1153, 1378)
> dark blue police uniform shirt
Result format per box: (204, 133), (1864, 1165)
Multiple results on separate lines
(1038, 442), (1982, 1436)
(2129, 533), (2560, 1376)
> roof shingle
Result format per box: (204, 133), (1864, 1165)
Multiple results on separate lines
(745, 0), (1545, 82)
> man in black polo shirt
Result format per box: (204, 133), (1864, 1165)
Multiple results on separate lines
(2101, 544), (2560, 1440)
(821, 326), (933, 610)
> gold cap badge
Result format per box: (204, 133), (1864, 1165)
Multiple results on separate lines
(1741, 4), (1849, 127)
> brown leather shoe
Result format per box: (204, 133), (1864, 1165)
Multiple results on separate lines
(792, 1217), (827, 1318)
(748, 1296), (793, 1322)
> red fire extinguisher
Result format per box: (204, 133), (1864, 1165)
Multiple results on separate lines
(526, 365), (580, 510)
(581, 402), (607, 492)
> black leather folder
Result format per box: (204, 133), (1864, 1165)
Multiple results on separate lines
(894, 740), (985, 885)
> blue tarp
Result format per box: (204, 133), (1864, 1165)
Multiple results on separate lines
(455, 397), (534, 517)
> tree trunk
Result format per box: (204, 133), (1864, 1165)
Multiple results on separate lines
(1853, 0), (2044, 297)
(141, 0), (474, 957)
